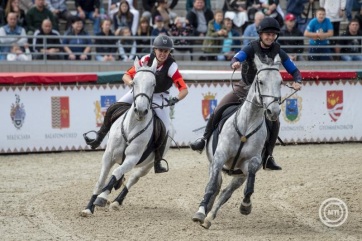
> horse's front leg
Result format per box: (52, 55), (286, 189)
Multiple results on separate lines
(80, 150), (116, 217)
(202, 175), (246, 229)
(192, 153), (224, 224)
(94, 152), (140, 207)
(240, 156), (260, 215)
(109, 161), (153, 211)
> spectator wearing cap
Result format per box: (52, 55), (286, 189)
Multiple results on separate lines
(62, 16), (92, 60)
(242, 10), (264, 47)
(278, 13), (305, 61)
(336, 19), (362, 61)
(151, 15), (169, 36)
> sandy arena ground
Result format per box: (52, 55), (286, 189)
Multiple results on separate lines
(0, 143), (361, 241)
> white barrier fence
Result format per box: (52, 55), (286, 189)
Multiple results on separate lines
(1, 77), (361, 153)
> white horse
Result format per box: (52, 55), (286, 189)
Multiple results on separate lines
(192, 55), (282, 229)
(81, 57), (174, 217)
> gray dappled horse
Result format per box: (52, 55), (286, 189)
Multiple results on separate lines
(192, 55), (282, 229)
(81, 57), (174, 217)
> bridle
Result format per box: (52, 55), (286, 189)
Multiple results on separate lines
(121, 69), (156, 145)
(132, 69), (155, 110)
(254, 67), (281, 110)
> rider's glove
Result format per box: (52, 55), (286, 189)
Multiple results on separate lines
(292, 70), (302, 83)
(167, 97), (179, 106)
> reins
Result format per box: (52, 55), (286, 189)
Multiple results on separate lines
(280, 84), (299, 105)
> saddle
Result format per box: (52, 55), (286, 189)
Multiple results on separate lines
(111, 104), (166, 165)
(211, 103), (240, 155)
(136, 113), (166, 165)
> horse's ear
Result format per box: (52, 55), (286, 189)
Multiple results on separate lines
(150, 58), (158, 73)
(274, 54), (281, 65)
(254, 55), (263, 70)
(134, 56), (140, 71)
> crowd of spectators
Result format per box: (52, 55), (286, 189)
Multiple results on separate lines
(0, 0), (361, 61)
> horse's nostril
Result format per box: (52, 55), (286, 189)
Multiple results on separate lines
(144, 109), (148, 115)
(134, 108), (138, 113)
(266, 109), (272, 116)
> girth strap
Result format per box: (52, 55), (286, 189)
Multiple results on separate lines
(226, 108), (264, 175)
(121, 110), (154, 145)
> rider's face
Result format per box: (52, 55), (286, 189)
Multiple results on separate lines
(260, 32), (277, 47)
(154, 48), (170, 62)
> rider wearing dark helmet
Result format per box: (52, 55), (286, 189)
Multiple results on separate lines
(84, 35), (188, 173)
(190, 17), (302, 171)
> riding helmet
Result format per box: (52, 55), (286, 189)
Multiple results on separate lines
(257, 17), (281, 34)
(153, 35), (174, 50)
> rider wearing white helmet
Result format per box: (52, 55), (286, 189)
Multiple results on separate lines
(190, 17), (302, 171)
(84, 35), (188, 173)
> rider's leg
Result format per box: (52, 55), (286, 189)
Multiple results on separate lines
(154, 136), (168, 173)
(263, 118), (282, 170)
(84, 90), (133, 149)
(189, 113), (215, 152)
(190, 82), (248, 152)
(153, 93), (170, 173)
(84, 102), (124, 149)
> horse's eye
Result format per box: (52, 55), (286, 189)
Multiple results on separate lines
(258, 81), (263, 85)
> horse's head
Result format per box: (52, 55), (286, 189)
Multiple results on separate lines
(253, 55), (282, 121)
(132, 56), (157, 120)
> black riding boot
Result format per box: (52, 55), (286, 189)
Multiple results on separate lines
(83, 102), (124, 149)
(262, 119), (282, 170)
(154, 137), (169, 173)
(190, 113), (215, 153)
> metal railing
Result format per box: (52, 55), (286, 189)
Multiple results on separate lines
(1, 34), (362, 70)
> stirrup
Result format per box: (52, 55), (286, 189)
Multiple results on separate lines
(83, 130), (97, 144)
(83, 131), (101, 149)
(154, 158), (169, 173)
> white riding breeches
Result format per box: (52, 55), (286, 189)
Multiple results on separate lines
(118, 89), (171, 133)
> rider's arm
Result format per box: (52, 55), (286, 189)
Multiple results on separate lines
(280, 50), (302, 83)
(230, 45), (252, 69)
(122, 66), (136, 86)
(169, 62), (188, 101)
(177, 88), (188, 101)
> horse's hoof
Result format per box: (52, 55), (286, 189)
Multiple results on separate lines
(109, 201), (121, 211)
(80, 209), (92, 217)
(93, 196), (108, 207)
(192, 212), (206, 223)
(239, 201), (252, 215)
(201, 219), (212, 229)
